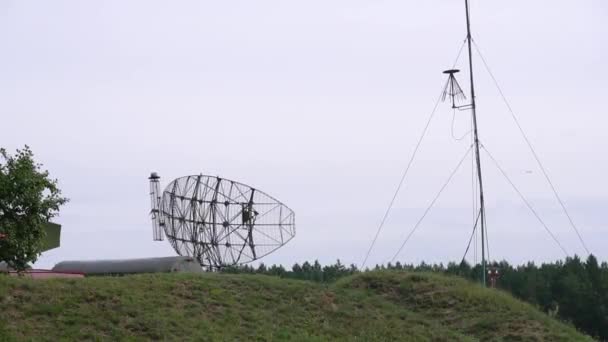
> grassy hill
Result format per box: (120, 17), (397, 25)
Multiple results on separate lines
(0, 271), (591, 341)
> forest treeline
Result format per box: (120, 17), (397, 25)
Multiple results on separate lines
(222, 255), (608, 340)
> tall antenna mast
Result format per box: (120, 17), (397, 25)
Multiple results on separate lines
(366, 0), (582, 287)
(464, 0), (488, 286)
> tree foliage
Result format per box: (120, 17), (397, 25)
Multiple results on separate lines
(0, 146), (68, 271)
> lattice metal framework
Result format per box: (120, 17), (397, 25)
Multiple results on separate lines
(149, 173), (295, 269)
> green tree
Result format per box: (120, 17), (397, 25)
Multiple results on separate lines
(0, 146), (68, 272)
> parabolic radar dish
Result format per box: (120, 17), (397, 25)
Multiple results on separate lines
(149, 173), (295, 269)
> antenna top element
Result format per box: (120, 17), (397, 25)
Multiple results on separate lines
(442, 69), (466, 107)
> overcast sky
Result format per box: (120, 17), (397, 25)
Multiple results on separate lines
(1, 0), (606, 269)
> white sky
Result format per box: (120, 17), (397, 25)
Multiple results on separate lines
(0, 0), (606, 269)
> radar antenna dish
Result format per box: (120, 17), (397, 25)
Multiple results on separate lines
(149, 173), (296, 270)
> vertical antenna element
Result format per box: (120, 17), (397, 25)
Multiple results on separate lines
(464, 0), (488, 287)
(149, 172), (164, 241)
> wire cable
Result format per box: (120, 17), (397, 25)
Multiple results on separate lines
(360, 90), (443, 269)
(451, 108), (472, 141)
(461, 210), (481, 264)
(452, 39), (467, 70)
(482, 145), (569, 256)
(472, 40), (590, 255)
(471, 106), (478, 264)
(390, 145), (473, 262)
(360, 39), (468, 269)
(484, 214), (490, 262)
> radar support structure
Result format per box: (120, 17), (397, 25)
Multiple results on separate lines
(443, 0), (488, 286)
(464, 0), (488, 286)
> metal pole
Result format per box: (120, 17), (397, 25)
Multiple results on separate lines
(464, 0), (487, 286)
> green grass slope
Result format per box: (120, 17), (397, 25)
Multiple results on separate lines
(0, 271), (591, 341)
